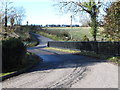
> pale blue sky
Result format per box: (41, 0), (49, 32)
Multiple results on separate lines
(13, 0), (81, 25)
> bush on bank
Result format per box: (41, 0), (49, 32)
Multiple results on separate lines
(2, 38), (26, 72)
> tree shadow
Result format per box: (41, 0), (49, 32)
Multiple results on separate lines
(26, 53), (106, 73)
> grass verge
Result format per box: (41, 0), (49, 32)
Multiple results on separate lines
(36, 31), (66, 41)
(44, 47), (120, 65)
(0, 72), (14, 77)
(44, 47), (81, 53)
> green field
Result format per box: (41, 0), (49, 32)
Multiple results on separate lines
(43, 27), (104, 41)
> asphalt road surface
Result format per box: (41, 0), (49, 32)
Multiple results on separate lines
(2, 33), (118, 88)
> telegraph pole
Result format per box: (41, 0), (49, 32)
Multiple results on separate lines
(70, 15), (72, 27)
(70, 15), (73, 40)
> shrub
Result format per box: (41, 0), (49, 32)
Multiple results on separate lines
(2, 38), (26, 72)
(82, 35), (89, 41)
(57, 32), (71, 40)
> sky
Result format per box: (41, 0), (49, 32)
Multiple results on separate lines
(13, 0), (81, 26)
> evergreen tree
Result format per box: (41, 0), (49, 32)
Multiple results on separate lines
(103, 1), (120, 41)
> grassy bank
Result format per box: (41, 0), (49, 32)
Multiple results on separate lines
(15, 26), (38, 47)
(37, 31), (65, 41)
(1, 26), (39, 48)
(44, 47), (120, 65)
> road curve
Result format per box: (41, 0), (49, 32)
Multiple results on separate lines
(2, 34), (118, 88)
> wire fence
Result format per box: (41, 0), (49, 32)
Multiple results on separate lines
(48, 41), (120, 56)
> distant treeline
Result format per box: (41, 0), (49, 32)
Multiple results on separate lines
(22, 24), (80, 27)
(45, 24), (80, 27)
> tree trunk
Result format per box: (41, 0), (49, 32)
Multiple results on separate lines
(90, 6), (98, 41)
(5, 9), (7, 27)
(92, 15), (97, 41)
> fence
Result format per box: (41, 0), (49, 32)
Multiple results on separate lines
(47, 41), (120, 55)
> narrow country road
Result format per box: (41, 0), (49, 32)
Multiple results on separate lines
(2, 33), (118, 88)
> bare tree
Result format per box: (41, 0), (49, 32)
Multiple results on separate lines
(54, 0), (105, 41)
(0, 0), (14, 27)
(0, 0), (4, 31)
(13, 7), (26, 25)
(0, 0), (26, 27)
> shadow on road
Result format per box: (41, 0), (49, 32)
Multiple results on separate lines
(27, 50), (106, 73)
